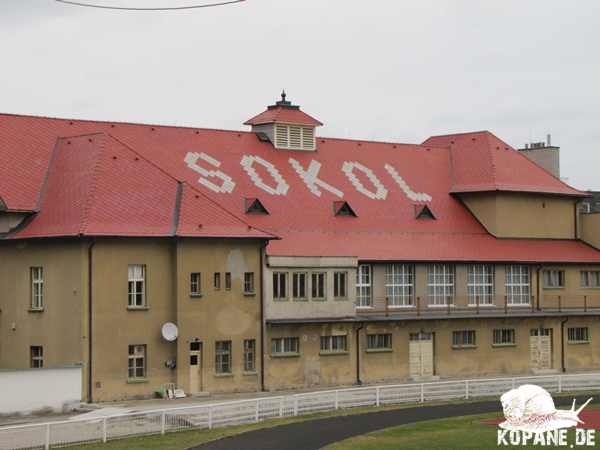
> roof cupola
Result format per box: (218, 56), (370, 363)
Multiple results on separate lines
(244, 91), (322, 151)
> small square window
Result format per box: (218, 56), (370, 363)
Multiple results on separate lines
(270, 337), (299, 355)
(214, 273), (221, 290)
(366, 334), (391, 350)
(191, 273), (201, 295)
(543, 270), (564, 288)
(581, 271), (599, 287)
(244, 272), (254, 294)
(320, 336), (347, 352)
(30, 346), (43, 368)
(452, 331), (476, 347)
(128, 345), (146, 378)
(568, 327), (588, 342)
(493, 329), (515, 345)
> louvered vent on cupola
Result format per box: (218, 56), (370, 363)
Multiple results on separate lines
(244, 198), (269, 214)
(333, 201), (357, 217)
(244, 91), (323, 152)
(415, 205), (435, 220)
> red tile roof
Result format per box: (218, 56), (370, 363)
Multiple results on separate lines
(244, 107), (323, 126)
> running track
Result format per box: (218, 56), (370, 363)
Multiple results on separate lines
(189, 396), (594, 450)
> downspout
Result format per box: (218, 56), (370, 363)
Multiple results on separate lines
(260, 240), (269, 392)
(561, 316), (569, 373)
(573, 199), (580, 240)
(356, 322), (364, 385)
(87, 237), (96, 404)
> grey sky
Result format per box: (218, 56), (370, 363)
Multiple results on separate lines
(1, 0), (599, 190)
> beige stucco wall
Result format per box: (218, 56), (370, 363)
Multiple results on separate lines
(580, 212), (600, 250)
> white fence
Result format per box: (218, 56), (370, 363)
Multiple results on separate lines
(1, 373), (598, 450)
(0, 366), (82, 415)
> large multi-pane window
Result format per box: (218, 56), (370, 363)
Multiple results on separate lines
(581, 271), (600, 287)
(386, 264), (413, 306)
(320, 336), (347, 352)
(271, 337), (299, 354)
(244, 340), (255, 372)
(356, 265), (372, 308)
(128, 265), (145, 307)
(468, 265), (493, 305)
(273, 273), (287, 299)
(30, 267), (43, 309)
(30, 346), (43, 368)
(293, 273), (307, 299)
(128, 345), (146, 378)
(427, 265), (454, 306)
(505, 265), (530, 305)
(568, 328), (588, 342)
(452, 331), (475, 347)
(366, 334), (391, 350)
(215, 341), (231, 374)
(334, 272), (347, 299)
(312, 273), (326, 299)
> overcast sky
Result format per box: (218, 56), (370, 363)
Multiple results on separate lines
(1, 0), (599, 190)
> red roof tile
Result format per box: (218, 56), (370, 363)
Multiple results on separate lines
(244, 107), (323, 126)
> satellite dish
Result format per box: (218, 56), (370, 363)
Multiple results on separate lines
(161, 323), (179, 341)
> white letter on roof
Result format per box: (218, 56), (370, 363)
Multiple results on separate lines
(184, 152), (235, 193)
(342, 162), (387, 200)
(384, 164), (432, 202)
(241, 155), (289, 196)
(289, 158), (343, 198)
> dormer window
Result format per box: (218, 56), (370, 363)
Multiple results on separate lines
(415, 205), (435, 220)
(334, 201), (357, 217)
(275, 125), (315, 150)
(245, 198), (269, 214)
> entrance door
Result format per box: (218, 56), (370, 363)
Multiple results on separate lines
(190, 342), (202, 392)
(409, 333), (433, 377)
(530, 329), (551, 370)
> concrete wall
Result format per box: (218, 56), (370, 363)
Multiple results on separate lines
(0, 366), (82, 414)
(581, 212), (600, 250)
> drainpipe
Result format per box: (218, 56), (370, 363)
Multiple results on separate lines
(87, 237), (96, 404)
(561, 316), (569, 373)
(356, 322), (364, 385)
(260, 240), (269, 392)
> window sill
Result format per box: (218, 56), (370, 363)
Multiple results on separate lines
(127, 377), (149, 384)
(273, 298), (289, 302)
(270, 353), (301, 358)
(452, 345), (477, 349)
(542, 286), (565, 290)
(312, 298), (327, 302)
(244, 292), (256, 297)
(334, 297), (349, 301)
(243, 371), (258, 376)
(214, 373), (234, 378)
(581, 286), (600, 290)
(319, 350), (349, 356)
(293, 298), (308, 302)
(365, 348), (392, 354)
(28, 308), (44, 313)
(190, 293), (203, 298)
(127, 306), (149, 311)
(492, 343), (516, 348)
(567, 340), (589, 345)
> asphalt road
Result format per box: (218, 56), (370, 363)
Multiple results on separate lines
(189, 395), (593, 450)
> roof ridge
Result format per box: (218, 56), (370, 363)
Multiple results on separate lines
(78, 133), (108, 235)
(426, 130), (491, 140)
(482, 132), (500, 191)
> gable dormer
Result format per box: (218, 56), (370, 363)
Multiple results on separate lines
(244, 92), (322, 151)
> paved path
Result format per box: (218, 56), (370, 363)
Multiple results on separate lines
(190, 395), (594, 450)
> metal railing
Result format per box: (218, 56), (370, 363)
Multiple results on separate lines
(1, 373), (599, 450)
(356, 295), (600, 316)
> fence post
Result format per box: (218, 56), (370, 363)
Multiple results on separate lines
(385, 296), (389, 317)
(335, 390), (339, 410)
(504, 295), (508, 314)
(447, 296), (451, 315)
(584, 295), (587, 313)
(161, 410), (166, 435)
(531, 295), (535, 313)
(420, 384), (424, 403)
(279, 396), (283, 418)
(417, 297), (421, 316)
(45, 423), (50, 450)
(558, 375), (562, 393)
(512, 378), (515, 390)
(294, 395), (298, 416)
(465, 380), (469, 399)
(255, 399), (259, 422)
(376, 386), (380, 406)
(558, 295), (561, 312)
(102, 417), (107, 443)
(476, 296), (479, 315)
(208, 405), (212, 429)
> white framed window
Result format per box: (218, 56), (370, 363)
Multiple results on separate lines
(427, 265), (454, 306)
(366, 334), (391, 350)
(312, 272), (326, 300)
(214, 272), (221, 290)
(506, 265), (530, 304)
(128, 265), (145, 307)
(386, 264), (413, 306)
(468, 265), (493, 305)
(273, 272), (287, 299)
(191, 273), (201, 296)
(225, 272), (232, 290)
(30, 346), (43, 368)
(293, 273), (307, 299)
(30, 267), (43, 309)
(334, 272), (347, 299)
(320, 336), (347, 352)
(452, 331), (475, 347)
(128, 345), (146, 378)
(568, 327), (588, 342)
(271, 337), (299, 355)
(493, 329), (515, 345)
(215, 341), (231, 374)
(581, 271), (599, 287)
(244, 272), (254, 294)
(543, 270), (564, 287)
(356, 265), (372, 308)
(244, 339), (255, 372)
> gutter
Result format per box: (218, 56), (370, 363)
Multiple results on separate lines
(87, 237), (96, 403)
(356, 322), (364, 385)
(260, 240), (269, 392)
(561, 316), (569, 373)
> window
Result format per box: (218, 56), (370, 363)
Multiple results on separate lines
(273, 273), (287, 299)
(244, 272), (254, 294)
(543, 270), (564, 288)
(293, 273), (307, 299)
(334, 272), (347, 299)
(215, 341), (231, 374)
(581, 271), (600, 287)
(30, 267), (43, 309)
(452, 331), (476, 347)
(506, 265), (530, 304)
(568, 327), (589, 342)
(275, 124), (315, 150)
(128, 345), (146, 378)
(244, 340), (255, 372)
(367, 334), (391, 350)
(386, 264), (413, 306)
(468, 265), (493, 305)
(427, 265), (454, 306)
(270, 337), (299, 355)
(128, 265), (145, 307)
(30, 346), (43, 368)
(312, 272), (326, 300)
(225, 272), (232, 290)
(493, 329), (515, 345)
(191, 273), (201, 296)
(356, 265), (372, 308)
(214, 272), (221, 290)
(320, 336), (347, 352)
